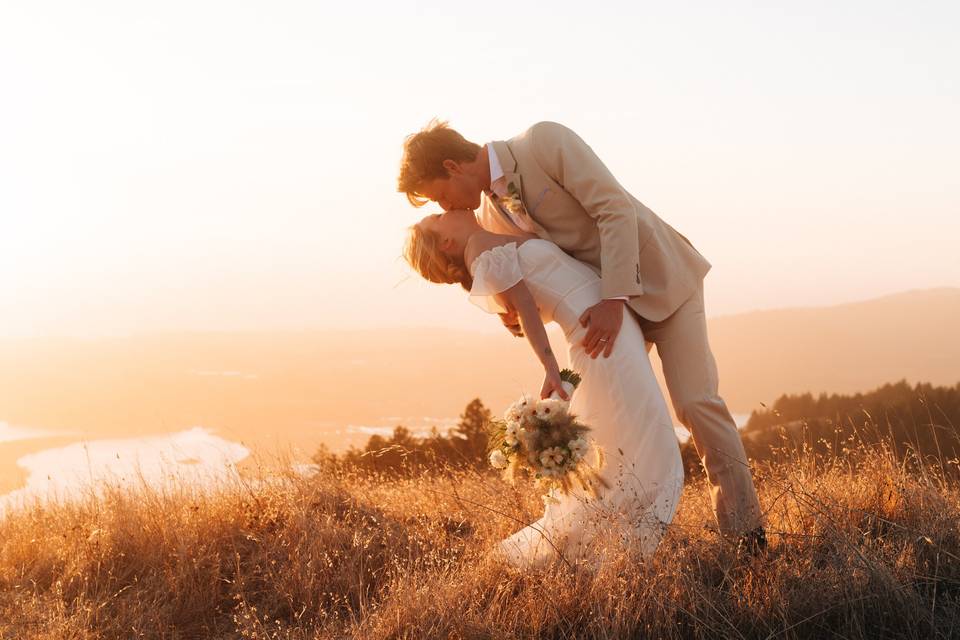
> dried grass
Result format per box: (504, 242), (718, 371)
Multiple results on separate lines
(1, 439), (958, 639)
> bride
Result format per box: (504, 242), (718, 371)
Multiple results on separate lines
(404, 209), (684, 569)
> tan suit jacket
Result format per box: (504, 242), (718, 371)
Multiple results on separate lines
(477, 121), (711, 323)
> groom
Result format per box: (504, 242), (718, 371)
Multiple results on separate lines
(397, 120), (765, 547)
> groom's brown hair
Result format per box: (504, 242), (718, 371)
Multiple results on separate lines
(398, 119), (481, 207)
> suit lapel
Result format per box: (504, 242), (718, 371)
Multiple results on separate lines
(483, 193), (521, 233)
(491, 141), (553, 241)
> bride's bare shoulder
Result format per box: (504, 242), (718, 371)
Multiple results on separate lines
(464, 232), (521, 270)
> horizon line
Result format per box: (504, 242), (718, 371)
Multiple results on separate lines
(1, 286), (956, 341)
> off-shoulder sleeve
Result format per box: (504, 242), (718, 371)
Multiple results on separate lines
(468, 242), (523, 314)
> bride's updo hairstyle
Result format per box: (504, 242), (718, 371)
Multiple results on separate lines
(403, 223), (473, 292)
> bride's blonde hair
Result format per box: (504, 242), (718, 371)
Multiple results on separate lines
(403, 223), (473, 291)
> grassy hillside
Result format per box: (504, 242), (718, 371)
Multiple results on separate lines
(1, 437), (958, 638)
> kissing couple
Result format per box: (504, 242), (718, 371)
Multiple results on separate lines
(399, 120), (764, 569)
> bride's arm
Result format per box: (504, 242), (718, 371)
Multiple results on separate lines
(465, 232), (538, 338)
(494, 283), (568, 400)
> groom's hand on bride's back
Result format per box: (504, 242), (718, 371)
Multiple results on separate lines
(579, 299), (626, 359)
(498, 309), (524, 337)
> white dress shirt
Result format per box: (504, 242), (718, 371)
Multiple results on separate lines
(485, 144), (535, 233)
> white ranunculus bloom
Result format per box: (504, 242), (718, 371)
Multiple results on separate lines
(539, 449), (555, 469)
(534, 398), (568, 422)
(488, 449), (508, 470)
(514, 395), (537, 421)
(568, 437), (590, 460)
(539, 446), (565, 469)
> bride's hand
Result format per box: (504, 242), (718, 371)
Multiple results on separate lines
(498, 309), (523, 337)
(540, 369), (569, 400)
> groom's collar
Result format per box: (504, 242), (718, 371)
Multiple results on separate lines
(486, 140), (520, 199)
(486, 141), (520, 200)
(486, 144), (504, 187)
(489, 140), (517, 173)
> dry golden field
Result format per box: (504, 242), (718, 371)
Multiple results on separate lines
(1, 439), (958, 639)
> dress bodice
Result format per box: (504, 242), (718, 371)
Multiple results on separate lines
(468, 239), (602, 332)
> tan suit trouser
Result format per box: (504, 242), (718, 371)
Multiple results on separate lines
(636, 284), (762, 536)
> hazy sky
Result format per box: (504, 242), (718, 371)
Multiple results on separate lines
(2, 1), (958, 337)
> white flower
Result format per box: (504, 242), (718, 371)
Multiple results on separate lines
(504, 421), (521, 446)
(539, 446), (565, 469)
(568, 437), (589, 460)
(534, 398), (568, 422)
(538, 449), (554, 468)
(505, 395), (536, 424)
(488, 449), (508, 470)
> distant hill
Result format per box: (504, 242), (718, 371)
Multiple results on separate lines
(706, 287), (960, 411)
(0, 288), (956, 461)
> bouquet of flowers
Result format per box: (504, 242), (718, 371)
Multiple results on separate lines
(487, 369), (608, 496)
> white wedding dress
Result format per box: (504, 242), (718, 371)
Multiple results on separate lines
(469, 239), (684, 570)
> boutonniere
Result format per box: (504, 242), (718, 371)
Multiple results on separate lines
(499, 180), (528, 217)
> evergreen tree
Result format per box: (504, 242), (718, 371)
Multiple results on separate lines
(452, 398), (492, 466)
